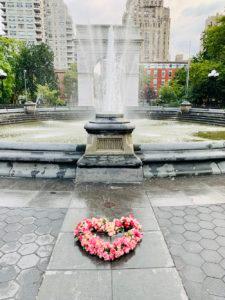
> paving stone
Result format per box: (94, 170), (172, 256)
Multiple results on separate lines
(112, 269), (188, 300)
(215, 227), (225, 237)
(181, 279), (202, 300)
(218, 247), (225, 258)
(5, 223), (22, 233)
(166, 233), (185, 245)
(5, 215), (23, 224)
(199, 221), (215, 230)
(203, 277), (225, 297)
(197, 207), (211, 214)
(112, 231), (174, 270)
(183, 265), (205, 283)
(183, 241), (203, 253)
(34, 218), (50, 226)
(170, 209), (185, 217)
(216, 236), (225, 247)
(37, 257), (49, 272)
(213, 219), (225, 227)
(212, 212), (225, 220)
(19, 233), (37, 244)
(2, 231), (21, 242)
(1, 241), (21, 253)
(0, 281), (19, 299)
(48, 211), (64, 220)
(183, 231), (201, 242)
(201, 250), (222, 264)
(20, 217), (35, 225)
(182, 251), (204, 267)
(202, 262), (225, 278)
(184, 222), (200, 232)
(200, 239), (219, 251)
(200, 229), (217, 239)
(36, 245), (53, 258)
(19, 224), (37, 234)
(0, 221), (6, 229)
(18, 254), (39, 269)
(18, 243), (38, 255)
(0, 252), (20, 266)
(199, 213), (213, 221)
(0, 266), (19, 282)
(36, 234), (54, 246)
(170, 225), (185, 234)
(17, 268), (41, 285)
(37, 270), (112, 300)
(16, 282), (40, 300)
(170, 217), (185, 225)
(35, 224), (52, 235)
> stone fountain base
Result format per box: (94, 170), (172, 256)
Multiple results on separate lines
(76, 113), (143, 183)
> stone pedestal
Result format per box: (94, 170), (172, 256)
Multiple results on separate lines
(180, 101), (192, 114)
(76, 113), (143, 183)
(24, 102), (36, 114)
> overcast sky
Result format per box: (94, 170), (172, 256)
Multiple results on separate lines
(1, 0), (225, 59)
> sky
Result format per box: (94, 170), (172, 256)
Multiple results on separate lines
(1, 0), (225, 59)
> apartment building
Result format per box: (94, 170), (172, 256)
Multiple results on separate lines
(123, 0), (170, 62)
(0, 0), (76, 69)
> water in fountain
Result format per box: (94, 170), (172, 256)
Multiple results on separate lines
(101, 26), (123, 114)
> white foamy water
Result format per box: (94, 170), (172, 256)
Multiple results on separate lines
(0, 119), (224, 144)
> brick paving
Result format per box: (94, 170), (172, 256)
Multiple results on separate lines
(0, 207), (66, 300)
(154, 204), (225, 300)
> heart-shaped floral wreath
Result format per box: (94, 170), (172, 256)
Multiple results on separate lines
(74, 215), (143, 261)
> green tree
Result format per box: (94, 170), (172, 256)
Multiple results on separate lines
(202, 16), (225, 62)
(37, 84), (65, 107)
(64, 63), (78, 102)
(0, 37), (22, 104)
(14, 43), (58, 100)
(159, 85), (179, 107)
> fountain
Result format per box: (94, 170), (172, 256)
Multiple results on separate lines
(76, 26), (143, 183)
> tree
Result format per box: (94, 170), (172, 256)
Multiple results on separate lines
(159, 85), (179, 107)
(202, 16), (225, 62)
(0, 37), (22, 104)
(37, 84), (65, 107)
(170, 16), (225, 108)
(64, 63), (78, 103)
(14, 43), (58, 100)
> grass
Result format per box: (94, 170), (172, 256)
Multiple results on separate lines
(194, 131), (225, 140)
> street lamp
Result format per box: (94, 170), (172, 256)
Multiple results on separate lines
(208, 69), (219, 78)
(208, 70), (219, 107)
(0, 69), (7, 103)
(24, 69), (27, 102)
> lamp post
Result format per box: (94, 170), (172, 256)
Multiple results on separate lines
(24, 69), (27, 102)
(208, 69), (219, 107)
(0, 69), (7, 104)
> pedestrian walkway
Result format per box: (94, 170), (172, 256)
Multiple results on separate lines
(0, 176), (225, 299)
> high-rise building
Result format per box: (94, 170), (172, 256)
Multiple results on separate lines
(44, 0), (76, 69)
(0, 0), (44, 43)
(0, 0), (76, 69)
(200, 12), (224, 51)
(123, 0), (170, 63)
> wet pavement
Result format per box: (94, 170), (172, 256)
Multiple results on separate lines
(0, 176), (225, 299)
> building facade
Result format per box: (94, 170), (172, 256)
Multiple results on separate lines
(0, 0), (76, 69)
(123, 0), (170, 63)
(0, 0), (44, 43)
(44, 0), (76, 69)
(140, 61), (188, 98)
(201, 12), (224, 51)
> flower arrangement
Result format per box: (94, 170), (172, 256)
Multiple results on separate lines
(74, 215), (143, 261)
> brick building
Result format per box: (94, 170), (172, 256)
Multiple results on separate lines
(140, 61), (188, 99)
